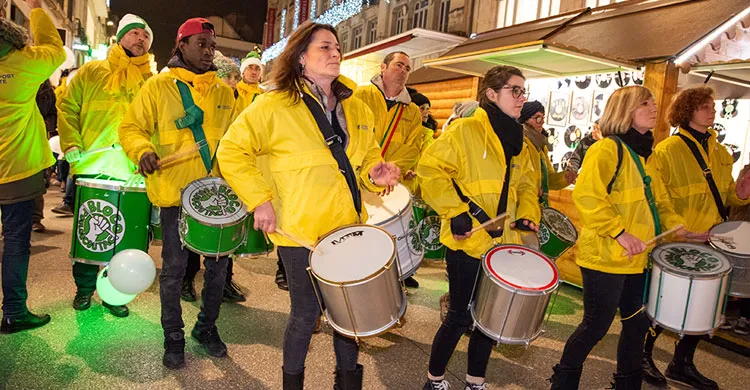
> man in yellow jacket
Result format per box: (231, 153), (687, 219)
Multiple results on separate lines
(0, 0), (65, 334)
(235, 48), (264, 112)
(353, 51), (424, 288)
(54, 13), (154, 318)
(641, 87), (750, 390)
(119, 18), (236, 370)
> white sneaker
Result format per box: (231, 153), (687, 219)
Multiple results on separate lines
(720, 318), (735, 330)
(734, 317), (749, 335)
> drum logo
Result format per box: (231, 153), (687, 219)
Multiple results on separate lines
(539, 224), (551, 245)
(76, 200), (125, 252)
(418, 216), (442, 251)
(665, 248), (721, 272)
(191, 186), (242, 217)
(331, 230), (363, 245)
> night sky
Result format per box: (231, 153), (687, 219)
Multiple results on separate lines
(110, 0), (268, 66)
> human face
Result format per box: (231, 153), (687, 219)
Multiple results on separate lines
(631, 97), (657, 133)
(300, 29), (341, 85)
(221, 72), (241, 90)
(243, 64), (261, 84)
(179, 33), (216, 72)
(691, 99), (716, 129)
(381, 53), (411, 91)
(526, 111), (545, 131)
(419, 104), (430, 122)
(486, 75), (527, 119)
(119, 28), (151, 57)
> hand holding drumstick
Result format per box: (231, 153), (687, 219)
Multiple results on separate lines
(138, 143), (201, 175)
(619, 224), (685, 258)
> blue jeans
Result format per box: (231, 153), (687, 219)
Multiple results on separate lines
(1, 200), (34, 319)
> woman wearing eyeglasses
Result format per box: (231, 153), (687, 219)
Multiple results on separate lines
(417, 65), (540, 390)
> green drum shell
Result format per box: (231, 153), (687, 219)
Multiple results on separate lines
(70, 179), (151, 266)
(538, 208), (578, 260)
(179, 210), (247, 256)
(234, 213), (274, 257)
(412, 198), (446, 260)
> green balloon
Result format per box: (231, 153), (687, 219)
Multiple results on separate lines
(96, 267), (137, 306)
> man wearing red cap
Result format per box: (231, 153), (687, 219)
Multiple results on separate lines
(119, 18), (236, 369)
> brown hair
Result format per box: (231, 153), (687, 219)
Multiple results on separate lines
(383, 51), (409, 66)
(668, 86), (714, 129)
(599, 86), (654, 136)
(268, 21), (339, 102)
(476, 65), (525, 107)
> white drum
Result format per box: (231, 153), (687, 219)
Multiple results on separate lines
(709, 221), (750, 298)
(471, 245), (560, 345)
(646, 243), (732, 336)
(309, 225), (406, 339)
(363, 184), (423, 280)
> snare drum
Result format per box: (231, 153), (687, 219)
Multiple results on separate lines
(70, 178), (151, 265)
(363, 184), (424, 279)
(471, 245), (560, 345)
(412, 197), (446, 260)
(709, 221), (750, 297)
(179, 177), (247, 256)
(537, 208), (578, 259)
(646, 243), (732, 336)
(234, 213), (274, 257)
(309, 225), (406, 339)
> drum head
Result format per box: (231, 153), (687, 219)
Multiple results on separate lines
(310, 225), (395, 283)
(484, 245), (558, 292)
(709, 221), (750, 258)
(76, 178), (124, 191)
(542, 208), (578, 243)
(652, 243), (731, 277)
(363, 184), (411, 225)
(181, 177), (247, 225)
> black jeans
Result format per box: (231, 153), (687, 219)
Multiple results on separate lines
(184, 251), (235, 284)
(277, 246), (358, 375)
(558, 267), (649, 375)
(72, 262), (100, 295)
(1, 199), (34, 319)
(160, 207), (227, 337)
(32, 196), (44, 223)
(428, 249), (495, 378)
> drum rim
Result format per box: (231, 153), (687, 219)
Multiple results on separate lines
(309, 224), (397, 285)
(541, 207), (578, 243)
(708, 221), (750, 258)
(363, 185), (412, 226)
(482, 244), (560, 293)
(180, 177), (248, 225)
(76, 178), (125, 191)
(651, 243), (732, 278)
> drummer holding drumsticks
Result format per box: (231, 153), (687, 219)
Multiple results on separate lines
(217, 22), (399, 390)
(641, 87), (750, 390)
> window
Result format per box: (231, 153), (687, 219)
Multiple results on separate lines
(352, 25), (363, 50)
(395, 6), (406, 34)
(439, 0), (451, 32)
(367, 19), (377, 44)
(497, 0), (563, 29)
(412, 0), (428, 29)
(340, 32), (349, 53)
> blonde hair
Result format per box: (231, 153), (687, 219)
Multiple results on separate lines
(599, 86), (654, 136)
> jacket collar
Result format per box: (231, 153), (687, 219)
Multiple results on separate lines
(370, 74), (411, 104)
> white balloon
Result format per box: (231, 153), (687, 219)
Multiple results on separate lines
(108, 249), (156, 295)
(48, 135), (63, 157)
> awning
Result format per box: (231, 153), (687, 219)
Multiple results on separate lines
(680, 60), (750, 98)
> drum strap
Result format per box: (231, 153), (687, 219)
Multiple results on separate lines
(606, 136), (624, 194)
(301, 93), (362, 216)
(379, 103), (406, 157)
(540, 154), (550, 208)
(614, 137), (662, 236)
(174, 80), (214, 174)
(452, 180), (504, 238)
(676, 134), (728, 221)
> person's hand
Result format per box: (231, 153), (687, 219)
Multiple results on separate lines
(138, 152), (160, 175)
(675, 227), (709, 243)
(617, 232), (647, 260)
(450, 212), (472, 241)
(736, 166), (750, 200)
(564, 169), (578, 184)
(253, 201), (276, 233)
(27, 0), (42, 9)
(404, 170), (417, 180)
(510, 218), (538, 232)
(64, 147), (82, 163)
(369, 162), (400, 186)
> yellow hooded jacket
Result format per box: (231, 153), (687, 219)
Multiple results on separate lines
(417, 107), (541, 259)
(234, 80), (263, 113)
(648, 127), (750, 233)
(0, 9), (65, 184)
(58, 45), (152, 178)
(119, 67), (237, 207)
(217, 77), (385, 247)
(574, 138), (685, 274)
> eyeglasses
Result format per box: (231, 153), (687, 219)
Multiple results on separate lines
(501, 85), (530, 99)
(532, 115), (545, 123)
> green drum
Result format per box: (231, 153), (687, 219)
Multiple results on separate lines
(70, 178), (151, 266)
(537, 207), (578, 259)
(412, 197), (446, 260)
(149, 206), (162, 245)
(179, 177), (247, 256)
(234, 213), (274, 257)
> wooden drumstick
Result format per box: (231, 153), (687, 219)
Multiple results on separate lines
(620, 224), (684, 256)
(469, 212), (508, 235)
(276, 228), (323, 255)
(137, 144), (201, 174)
(82, 143), (122, 157)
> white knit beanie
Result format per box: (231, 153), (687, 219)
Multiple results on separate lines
(116, 14), (153, 50)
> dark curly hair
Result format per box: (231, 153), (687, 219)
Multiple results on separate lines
(668, 87), (714, 128)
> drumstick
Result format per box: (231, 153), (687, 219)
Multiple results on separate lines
(137, 144), (201, 174)
(620, 224), (684, 256)
(82, 143), (122, 157)
(469, 213), (508, 235)
(276, 228), (323, 255)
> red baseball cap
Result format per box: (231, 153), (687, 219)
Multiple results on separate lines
(176, 18), (215, 43)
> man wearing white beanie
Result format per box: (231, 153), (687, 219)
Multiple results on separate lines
(235, 48), (264, 111)
(54, 13), (154, 319)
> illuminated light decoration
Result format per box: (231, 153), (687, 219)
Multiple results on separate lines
(280, 8), (287, 39)
(262, 0), (363, 63)
(311, 0), (316, 18)
(675, 6), (750, 64)
(293, 0), (300, 30)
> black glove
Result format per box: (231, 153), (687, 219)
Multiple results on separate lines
(450, 212), (472, 236)
(512, 218), (534, 232)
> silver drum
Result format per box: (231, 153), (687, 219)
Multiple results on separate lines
(709, 221), (750, 298)
(309, 225), (406, 340)
(471, 245), (560, 345)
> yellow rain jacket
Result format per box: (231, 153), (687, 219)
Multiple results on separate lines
(0, 9), (65, 184)
(119, 67), (236, 207)
(217, 77), (385, 247)
(417, 107), (540, 259)
(54, 77), (67, 109)
(523, 125), (569, 195)
(574, 138), (684, 274)
(58, 44), (152, 179)
(648, 127), (750, 233)
(234, 80), (263, 113)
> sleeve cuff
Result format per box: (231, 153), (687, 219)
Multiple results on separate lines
(613, 229), (625, 239)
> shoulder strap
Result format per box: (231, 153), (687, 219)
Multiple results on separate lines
(174, 80), (213, 174)
(540, 153), (550, 207)
(616, 137), (662, 236)
(452, 180), (502, 238)
(606, 136), (623, 194)
(676, 134), (728, 221)
(379, 103), (406, 156)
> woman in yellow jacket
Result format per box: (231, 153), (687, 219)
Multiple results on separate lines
(216, 22), (399, 389)
(549, 86), (702, 389)
(0, 0), (65, 334)
(418, 65), (540, 390)
(641, 87), (750, 390)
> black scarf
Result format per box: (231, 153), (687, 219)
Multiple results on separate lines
(616, 127), (654, 159)
(685, 125), (711, 153)
(481, 102), (524, 162)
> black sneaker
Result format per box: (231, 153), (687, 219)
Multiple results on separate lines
(275, 267), (289, 291)
(51, 203), (74, 216)
(465, 382), (486, 390)
(163, 332), (186, 369)
(223, 281), (246, 303)
(102, 302), (129, 318)
(1, 312), (51, 334)
(423, 379), (451, 390)
(191, 326), (227, 357)
(181, 278), (196, 302)
(404, 276), (420, 288)
(73, 292), (93, 311)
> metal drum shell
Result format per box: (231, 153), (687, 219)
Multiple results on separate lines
(178, 210), (247, 257)
(708, 221), (750, 298)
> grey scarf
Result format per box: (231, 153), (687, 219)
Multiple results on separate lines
(523, 123), (547, 152)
